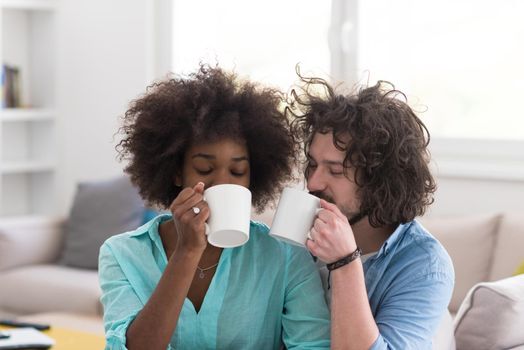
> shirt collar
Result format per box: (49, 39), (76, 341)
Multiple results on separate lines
(130, 213), (172, 240)
(375, 221), (414, 257)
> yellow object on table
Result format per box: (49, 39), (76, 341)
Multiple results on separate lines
(0, 325), (105, 350)
(515, 261), (524, 276)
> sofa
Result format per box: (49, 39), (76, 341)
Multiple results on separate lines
(1, 180), (523, 348)
(0, 176), (150, 320)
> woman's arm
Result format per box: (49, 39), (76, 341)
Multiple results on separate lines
(125, 247), (202, 349)
(101, 183), (209, 350)
(99, 243), (201, 350)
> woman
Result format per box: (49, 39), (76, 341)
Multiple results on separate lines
(99, 64), (330, 349)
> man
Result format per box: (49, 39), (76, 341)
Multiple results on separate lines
(290, 77), (454, 349)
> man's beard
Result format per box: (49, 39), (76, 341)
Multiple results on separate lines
(309, 190), (364, 225)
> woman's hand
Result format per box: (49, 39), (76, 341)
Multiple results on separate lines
(170, 182), (210, 255)
(306, 199), (358, 263)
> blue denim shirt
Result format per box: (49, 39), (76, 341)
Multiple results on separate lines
(320, 220), (454, 349)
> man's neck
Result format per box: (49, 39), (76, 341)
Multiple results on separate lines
(352, 218), (396, 255)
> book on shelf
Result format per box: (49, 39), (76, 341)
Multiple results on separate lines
(1, 63), (22, 109)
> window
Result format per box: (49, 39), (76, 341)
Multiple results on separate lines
(347, 0), (524, 141)
(171, 0), (331, 90)
(168, 0), (524, 180)
(331, 0), (524, 179)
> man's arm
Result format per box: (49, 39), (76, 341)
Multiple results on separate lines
(307, 199), (379, 349)
(308, 198), (453, 349)
(330, 259), (379, 349)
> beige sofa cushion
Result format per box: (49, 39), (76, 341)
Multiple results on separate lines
(0, 265), (101, 316)
(454, 275), (524, 350)
(0, 216), (64, 271)
(489, 212), (524, 281)
(420, 213), (501, 312)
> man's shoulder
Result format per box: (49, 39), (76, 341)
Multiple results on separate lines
(393, 220), (454, 279)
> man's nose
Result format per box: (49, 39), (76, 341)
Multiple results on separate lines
(306, 168), (326, 193)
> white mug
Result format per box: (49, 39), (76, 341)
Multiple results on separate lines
(269, 187), (320, 247)
(204, 184), (252, 248)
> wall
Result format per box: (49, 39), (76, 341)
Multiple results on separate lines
(428, 176), (524, 218)
(51, 1), (523, 219)
(54, 0), (154, 214)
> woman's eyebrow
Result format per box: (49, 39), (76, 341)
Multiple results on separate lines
(191, 154), (249, 162)
(191, 153), (215, 160)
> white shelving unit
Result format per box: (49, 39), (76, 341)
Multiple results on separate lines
(0, 0), (57, 217)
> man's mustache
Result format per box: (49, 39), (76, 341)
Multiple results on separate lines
(309, 191), (334, 203)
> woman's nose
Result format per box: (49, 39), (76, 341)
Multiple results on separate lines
(210, 170), (234, 187)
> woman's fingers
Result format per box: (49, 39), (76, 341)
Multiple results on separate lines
(170, 187), (207, 220)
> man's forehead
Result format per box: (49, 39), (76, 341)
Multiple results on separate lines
(309, 132), (349, 160)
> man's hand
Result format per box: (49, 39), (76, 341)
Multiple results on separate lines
(306, 199), (358, 263)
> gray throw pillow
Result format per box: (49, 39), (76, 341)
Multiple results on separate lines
(454, 275), (524, 350)
(60, 176), (146, 269)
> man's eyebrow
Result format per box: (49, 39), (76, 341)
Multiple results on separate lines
(323, 160), (344, 166)
(307, 153), (344, 166)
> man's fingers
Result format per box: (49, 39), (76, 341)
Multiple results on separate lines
(306, 237), (317, 255)
(320, 199), (346, 220)
(313, 219), (328, 236)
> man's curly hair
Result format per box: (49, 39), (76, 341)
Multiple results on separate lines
(289, 75), (436, 227)
(117, 64), (297, 212)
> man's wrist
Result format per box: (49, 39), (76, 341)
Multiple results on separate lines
(326, 247), (362, 271)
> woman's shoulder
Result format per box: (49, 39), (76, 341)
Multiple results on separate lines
(247, 220), (313, 261)
(102, 214), (165, 252)
(248, 220), (287, 247)
(248, 220), (277, 246)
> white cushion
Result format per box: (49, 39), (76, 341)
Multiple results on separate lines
(0, 265), (101, 316)
(0, 216), (64, 270)
(489, 212), (524, 281)
(454, 275), (524, 350)
(420, 213), (501, 312)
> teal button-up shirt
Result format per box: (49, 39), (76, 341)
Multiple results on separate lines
(99, 214), (330, 349)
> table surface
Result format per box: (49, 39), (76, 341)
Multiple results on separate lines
(0, 325), (105, 350)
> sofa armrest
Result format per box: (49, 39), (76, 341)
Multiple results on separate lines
(0, 216), (66, 270)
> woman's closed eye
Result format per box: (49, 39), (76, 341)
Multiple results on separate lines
(231, 166), (248, 177)
(195, 167), (213, 175)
